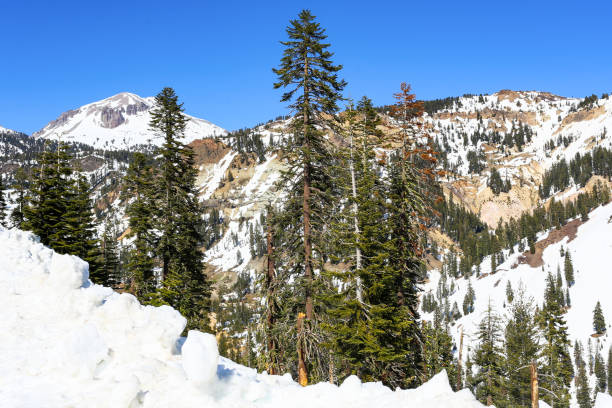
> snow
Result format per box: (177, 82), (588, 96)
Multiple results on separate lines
(33, 92), (227, 150)
(0, 124), (18, 134)
(0, 227), (487, 407)
(423, 202), (612, 407)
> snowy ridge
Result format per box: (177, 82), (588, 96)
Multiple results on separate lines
(0, 227), (487, 407)
(0, 124), (18, 134)
(422, 202), (612, 407)
(33, 92), (227, 150)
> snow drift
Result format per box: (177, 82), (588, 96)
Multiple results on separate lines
(0, 227), (486, 407)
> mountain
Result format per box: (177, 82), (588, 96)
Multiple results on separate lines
(0, 226), (487, 408)
(33, 92), (227, 149)
(3, 89), (612, 406)
(423, 201), (612, 402)
(0, 125), (18, 134)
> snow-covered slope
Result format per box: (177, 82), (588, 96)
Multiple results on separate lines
(0, 124), (18, 134)
(0, 227), (486, 408)
(422, 202), (612, 407)
(33, 92), (227, 149)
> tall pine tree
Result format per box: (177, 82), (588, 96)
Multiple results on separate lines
(273, 9), (346, 385)
(149, 87), (211, 332)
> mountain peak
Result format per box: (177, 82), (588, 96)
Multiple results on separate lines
(33, 93), (226, 149)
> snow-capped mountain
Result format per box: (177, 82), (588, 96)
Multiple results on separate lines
(0, 125), (18, 134)
(33, 92), (227, 150)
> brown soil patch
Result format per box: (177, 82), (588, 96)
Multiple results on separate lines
(556, 105), (606, 134)
(435, 108), (539, 127)
(516, 218), (582, 268)
(189, 138), (230, 166)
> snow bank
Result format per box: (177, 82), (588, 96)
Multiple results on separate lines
(0, 227), (486, 407)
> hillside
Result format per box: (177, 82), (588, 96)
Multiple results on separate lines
(423, 202), (612, 406)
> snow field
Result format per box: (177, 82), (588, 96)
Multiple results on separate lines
(423, 202), (612, 407)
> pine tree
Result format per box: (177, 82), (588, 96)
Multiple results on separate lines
(473, 301), (505, 406)
(149, 87), (211, 332)
(463, 280), (475, 315)
(576, 358), (592, 408)
(505, 280), (514, 304)
(564, 252), (575, 286)
(594, 348), (607, 394)
(23, 143), (102, 280)
(326, 97), (399, 385)
(527, 229), (536, 254)
(371, 83), (433, 387)
(273, 9), (346, 385)
(607, 347), (612, 396)
(504, 292), (539, 407)
(23, 143), (75, 248)
(101, 220), (120, 287)
(10, 168), (28, 228)
(67, 175), (102, 282)
(0, 174), (7, 226)
(537, 273), (573, 408)
(593, 301), (606, 334)
(422, 320), (454, 382)
(123, 152), (156, 297)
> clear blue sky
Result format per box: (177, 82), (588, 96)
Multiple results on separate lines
(1, 0), (611, 134)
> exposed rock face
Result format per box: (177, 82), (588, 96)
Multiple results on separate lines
(125, 102), (149, 116)
(100, 102), (150, 129)
(100, 107), (125, 128)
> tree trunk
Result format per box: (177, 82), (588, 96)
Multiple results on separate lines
(266, 221), (277, 375)
(297, 312), (308, 386)
(302, 55), (313, 321)
(349, 130), (363, 302)
(531, 360), (539, 408)
(457, 326), (464, 390)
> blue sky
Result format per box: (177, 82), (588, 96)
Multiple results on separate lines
(1, 0), (611, 134)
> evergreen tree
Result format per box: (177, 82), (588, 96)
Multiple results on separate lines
(576, 358), (592, 408)
(68, 175), (102, 282)
(0, 175), (7, 226)
(273, 9), (346, 384)
(564, 252), (575, 286)
(422, 319), (454, 382)
(504, 292), (539, 407)
(101, 220), (120, 288)
(537, 273), (573, 408)
(608, 347), (612, 396)
(505, 280), (514, 304)
(123, 152), (156, 297)
(23, 143), (74, 248)
(593, 301), (606, 334)
(473, 301), (505, 406)
(10, 168), (28, 228)
(594, 348), (607, 394)
(463, 280), (475, 315)
(149, 87), (211, 332)
(527, 229), (536, 255)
